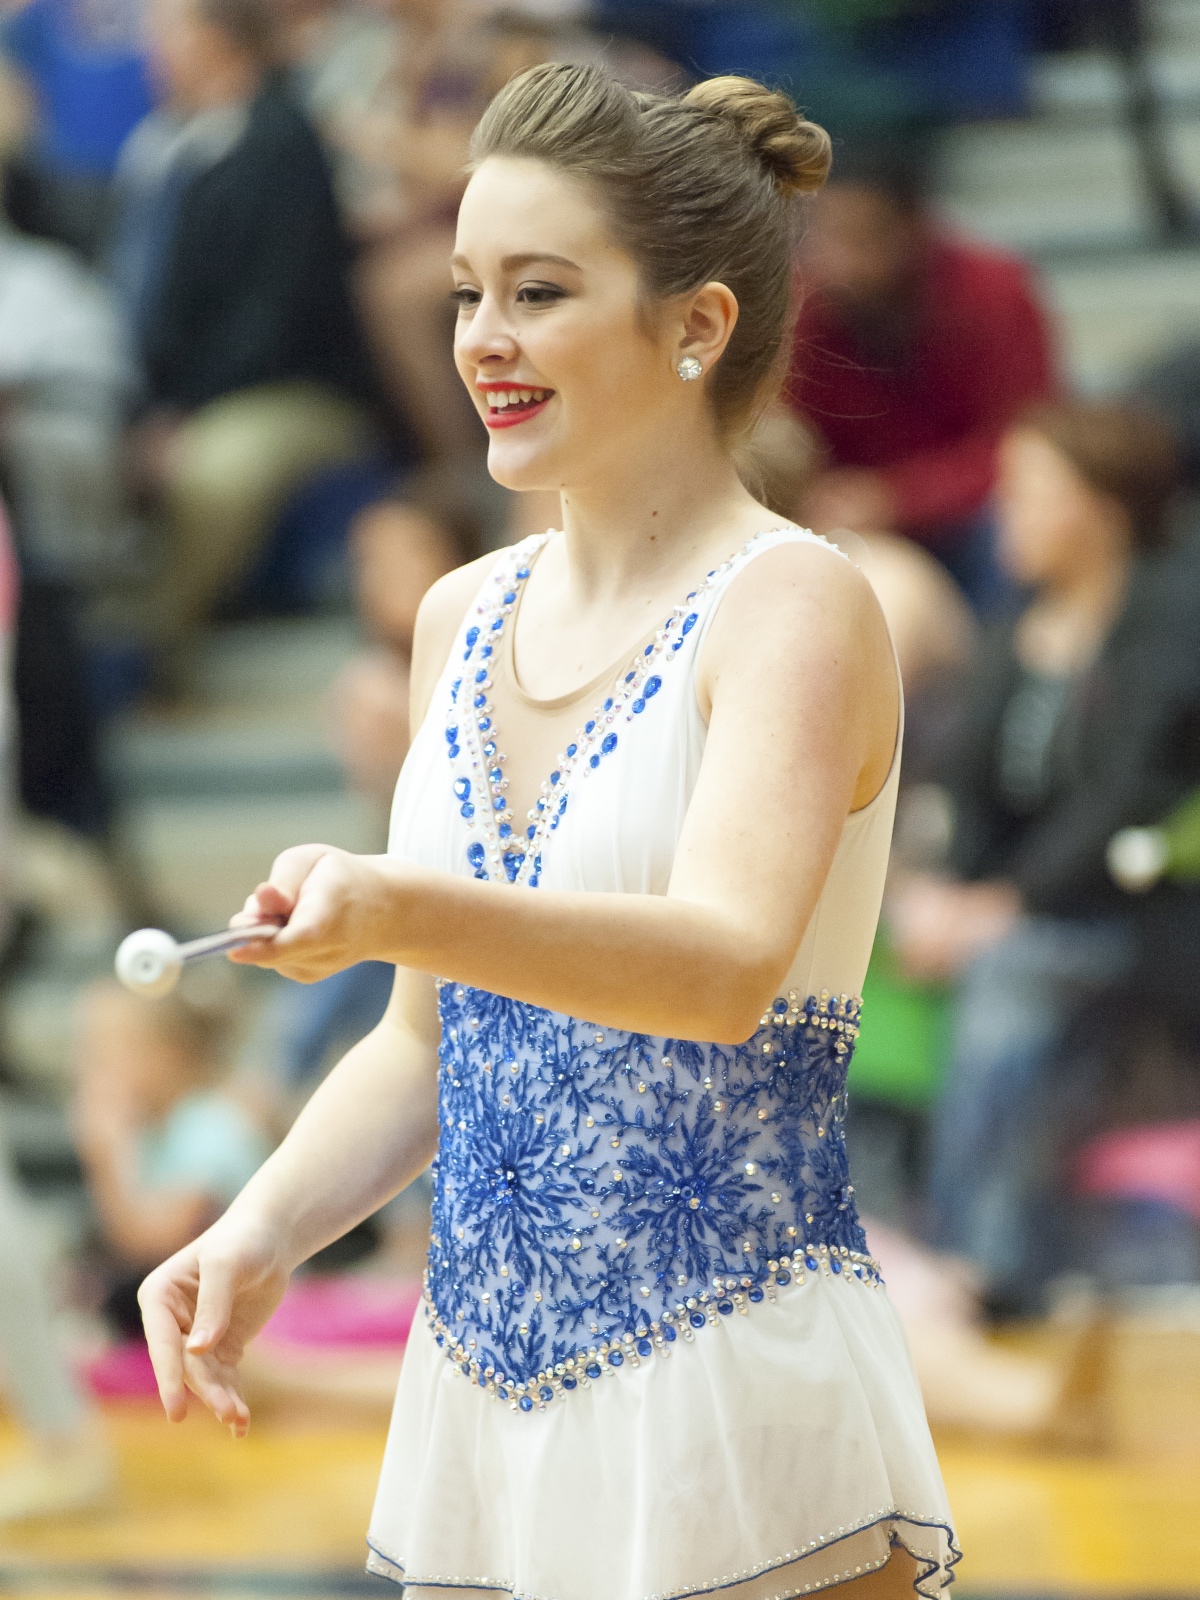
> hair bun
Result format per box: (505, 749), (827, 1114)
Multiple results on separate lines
(684, 76), (831, 198)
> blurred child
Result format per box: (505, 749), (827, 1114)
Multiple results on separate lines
(74, 978), (270, 1336)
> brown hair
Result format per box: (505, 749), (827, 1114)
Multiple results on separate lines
(469, 63), (831, 435)
(1018, 399), (1181, 551)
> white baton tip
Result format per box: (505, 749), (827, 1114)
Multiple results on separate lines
(115, 927), (183, 997)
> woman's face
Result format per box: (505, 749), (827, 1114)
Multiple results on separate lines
(451, 157), (701, 494)
(996, 428), (1128, 588)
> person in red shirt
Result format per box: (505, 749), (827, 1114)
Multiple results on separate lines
(786, 145), (1058, 607)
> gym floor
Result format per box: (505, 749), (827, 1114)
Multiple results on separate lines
(0, 1395), (1197, 1599)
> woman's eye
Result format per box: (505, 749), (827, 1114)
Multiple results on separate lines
(516, 284), (565, 307)
(450, 286), (481, 308)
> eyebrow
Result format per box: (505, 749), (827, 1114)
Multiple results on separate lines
(450, 252), (582, 273)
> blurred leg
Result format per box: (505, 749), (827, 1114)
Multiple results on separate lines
(0, 1139), (86, 1436)
(927, 916), (1133, 1291)
(0, 1144), (113, 1518)
(159, 381), (376, 644)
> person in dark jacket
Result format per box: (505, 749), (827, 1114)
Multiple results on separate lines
(889, 399), (1200, 1296)
(113, 0), (379, 645)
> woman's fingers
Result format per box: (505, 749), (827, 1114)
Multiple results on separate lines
(186, 1251), (238, 1356)
(266, 844), (333, 904)
(182, 1349), (251, 1438)
(139, 1276), (191, 1424)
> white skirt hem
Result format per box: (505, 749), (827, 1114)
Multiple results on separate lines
(365, 1509), (962, 1600)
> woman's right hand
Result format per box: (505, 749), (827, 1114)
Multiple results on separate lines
(138, 1211), (291, 1438)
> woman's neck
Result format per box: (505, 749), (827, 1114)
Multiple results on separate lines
(554, 430), (767, 604)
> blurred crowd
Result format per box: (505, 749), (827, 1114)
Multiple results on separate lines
(0, 0), (1198, 1523)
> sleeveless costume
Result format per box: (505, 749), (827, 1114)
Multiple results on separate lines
(368, 528), (959, 1598)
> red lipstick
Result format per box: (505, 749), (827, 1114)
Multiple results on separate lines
(477, 381), (555, 430)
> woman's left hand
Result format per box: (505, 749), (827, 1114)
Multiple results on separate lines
(227, 845), (407, 982)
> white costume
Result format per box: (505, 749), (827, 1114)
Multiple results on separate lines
(370, 528), (959, 1598)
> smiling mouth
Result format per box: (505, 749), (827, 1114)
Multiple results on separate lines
(481, 387), (554, 427)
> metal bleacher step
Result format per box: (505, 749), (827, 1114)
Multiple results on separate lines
(933, 0), (1200, 262)
(1044, 247), (1200, 392)
(930, 9), (1200, 391)
(103, 616), (386, 934)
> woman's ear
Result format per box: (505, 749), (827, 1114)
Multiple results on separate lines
(677, 281), (739, 373)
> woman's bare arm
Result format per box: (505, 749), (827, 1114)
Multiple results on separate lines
(138, 966), (441, 1432)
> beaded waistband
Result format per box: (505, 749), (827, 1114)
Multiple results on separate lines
(425, 1239), (883, 1414)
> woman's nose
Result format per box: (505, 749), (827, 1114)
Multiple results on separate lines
(456, 294), (519, 368)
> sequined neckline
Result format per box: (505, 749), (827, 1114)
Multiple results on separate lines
(452, 525), (802, 886)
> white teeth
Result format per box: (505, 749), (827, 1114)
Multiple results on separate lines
(486, 387), (551, 410)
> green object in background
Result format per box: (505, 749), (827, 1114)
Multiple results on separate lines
(848, 931), (953, 1110)
(1107, 786), (1200, 892)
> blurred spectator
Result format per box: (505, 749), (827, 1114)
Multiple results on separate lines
(0, 205), (134, 587)
(786, 142), (1057, 610)
(0, 509), (113, 1520)
(0, 1138), (113, 1520)
(73, 978), (269, 1335)
(276, 0), (412, 238)
(0, 63), (133, 828)
(0, 0), (152, 259)
(326, 497), (449, 810)
(890, 400), (1200, 1300)
(110, 0), (381, 650)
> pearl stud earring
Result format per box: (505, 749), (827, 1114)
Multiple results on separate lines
(677, 356), (703, 382)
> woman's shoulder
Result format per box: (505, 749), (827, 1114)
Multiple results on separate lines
(697, 527), (892, 694)
(714, 526), (882, 626)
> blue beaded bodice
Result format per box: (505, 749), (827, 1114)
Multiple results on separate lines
(425, 982), (877, 1412)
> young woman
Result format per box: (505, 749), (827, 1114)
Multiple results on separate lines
(138, 63), (958, 1598)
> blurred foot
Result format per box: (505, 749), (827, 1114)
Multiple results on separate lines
(0, 1421), (115, 1522)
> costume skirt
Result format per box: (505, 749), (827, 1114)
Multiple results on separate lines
(365, 1270), (960, 1599)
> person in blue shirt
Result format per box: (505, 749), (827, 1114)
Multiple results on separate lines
(2, 0), (152, 257)
(73, 975), (271, 1336)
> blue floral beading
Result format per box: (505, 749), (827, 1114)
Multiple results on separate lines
(425, 983), (878, 1413)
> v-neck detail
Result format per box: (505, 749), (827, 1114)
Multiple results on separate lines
(503, 533), (666, 715)
(448, 527), (791, 887)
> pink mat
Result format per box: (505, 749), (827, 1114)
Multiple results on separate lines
(1074, 1119), (1200, 1222)
(83, 1275), (423, 1399)
(261, 1275), (422, 1350)
(85, 1338), (158, 1398)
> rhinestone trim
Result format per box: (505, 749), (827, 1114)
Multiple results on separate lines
(425, 1236), (882, 1415)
